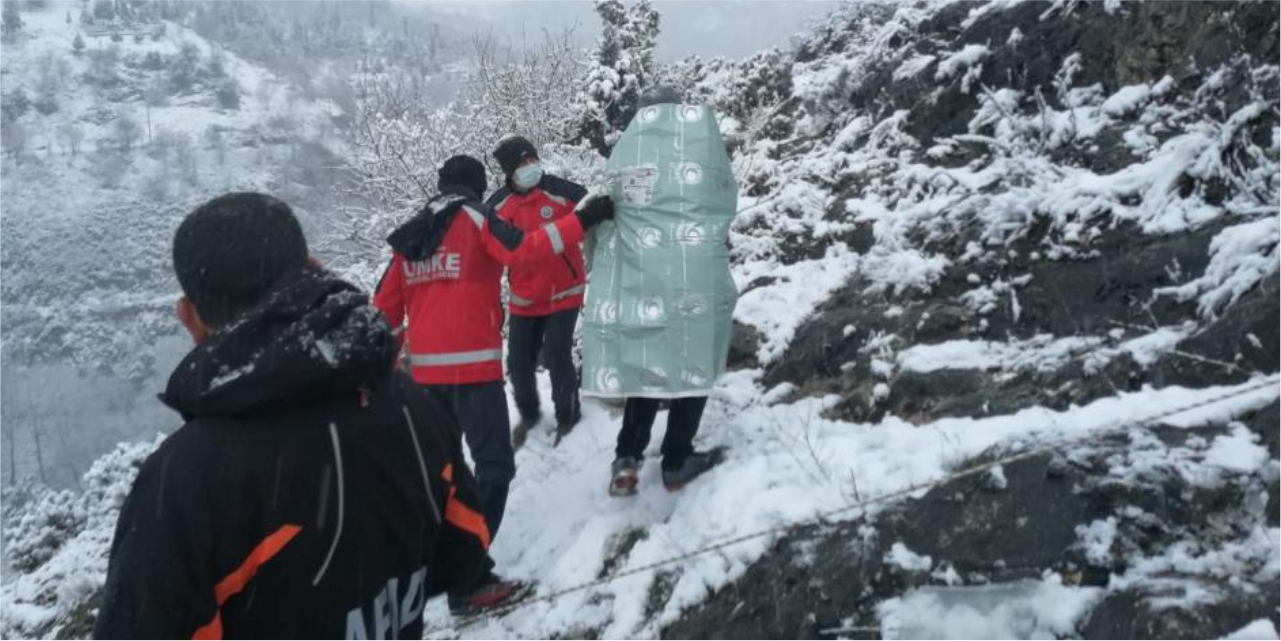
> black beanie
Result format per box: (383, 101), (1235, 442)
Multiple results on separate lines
(493, 135), (538, 178)
(437, 155), (487, 197)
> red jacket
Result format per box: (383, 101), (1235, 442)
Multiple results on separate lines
(486, 175), (588, 316)
(374, 184), (585, 385)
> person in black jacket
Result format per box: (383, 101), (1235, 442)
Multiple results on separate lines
(94, 193), (517, 639)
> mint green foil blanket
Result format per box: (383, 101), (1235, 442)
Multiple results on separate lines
(580, 103), (738, 398)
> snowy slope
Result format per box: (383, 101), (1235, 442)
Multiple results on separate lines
(0, 1), (353, 490)
(430, 371), (1278, 639)
(2, 0), (1277, 639)
(1, 1), (344, 380)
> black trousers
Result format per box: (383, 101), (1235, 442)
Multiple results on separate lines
(422, 381), (514, 538)
(614, 396), (709, 471)
(507, 308), (581, 426)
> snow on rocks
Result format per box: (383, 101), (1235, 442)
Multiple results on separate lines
(1225, 619), (1281, 640)
(1102, 84), (1153, 117)
(732, 243), (862, 364)
(437, 368), (1277, 638)
(1156, 217), (1281, 319)
(896, 334), (1102, 376)
(885, 542), (933, 572)
(935, 44), (989, 82)
(877, 575), (1104, 640)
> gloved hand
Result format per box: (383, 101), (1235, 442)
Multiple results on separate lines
(575, 194), (615, 230)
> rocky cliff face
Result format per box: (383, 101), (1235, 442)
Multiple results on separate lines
(674, 0), (1279, 637)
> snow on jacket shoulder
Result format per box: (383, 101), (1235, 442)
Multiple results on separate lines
(374, 183), (585, 384)
(94, 269), (491, 640)
(487, 175), (588, 316)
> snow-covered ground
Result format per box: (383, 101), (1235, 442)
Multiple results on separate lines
(415, 366), (1279, 638)
(1, 2), (341, 223)
(5, 361), (1272, 639)
(2, 0), (1277, 638)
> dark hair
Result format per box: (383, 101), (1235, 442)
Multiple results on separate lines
(173, 192), (308, 327)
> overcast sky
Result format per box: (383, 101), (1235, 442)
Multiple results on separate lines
(413, 1), (839, 60)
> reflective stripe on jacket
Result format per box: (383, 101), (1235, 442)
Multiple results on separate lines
(487, 175), (588, 317)
(375, 184), (585, 384)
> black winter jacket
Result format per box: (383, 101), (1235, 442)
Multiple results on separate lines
(94, 268), (491, 640)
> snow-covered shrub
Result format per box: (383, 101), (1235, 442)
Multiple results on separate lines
(1156, 217), (1280, 319)
(0, 436), (162, 640)
(4, 485), (83, 573)
(663, 46), (795, 146)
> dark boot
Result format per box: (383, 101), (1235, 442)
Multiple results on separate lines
(552, 409), (581, 447)
(661, 448), (726, 492)
(511, 414), (541, 450)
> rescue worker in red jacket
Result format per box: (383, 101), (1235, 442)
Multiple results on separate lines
(486, 136), (589, 448)
(373, 155), (614, 553)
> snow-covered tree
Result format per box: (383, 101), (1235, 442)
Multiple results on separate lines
(2, 118), (27, 164)
(91, 0), (113, 22)
(2, 1), (24, 41)
(336, 29), (592, 285)
(57, 120), (84, 158)
(112, 115), (140, 151)
(33, 53), (66, 116)
(72, 31), (85, 55)
(572, 0), (661, 154)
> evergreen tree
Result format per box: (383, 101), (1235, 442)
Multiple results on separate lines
(574, 0), (661, 155)
(72, 32), (86, 55)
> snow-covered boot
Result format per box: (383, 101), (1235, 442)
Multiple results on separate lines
(608, 457), (641, 497)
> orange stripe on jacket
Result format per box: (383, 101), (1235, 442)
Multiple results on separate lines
(439, 463), (489, 547)
(190, 524), (302, 640)
(191, 613), (222, 640)
(445, 488), (491, 549)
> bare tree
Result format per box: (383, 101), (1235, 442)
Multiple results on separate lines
(144, 77), (167, 143)
(57, 120), (84, 159)
(339, 27), (587, 264)
(31, 420), (47, 485)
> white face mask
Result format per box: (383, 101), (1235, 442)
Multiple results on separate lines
(514, 163), (543, 191)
